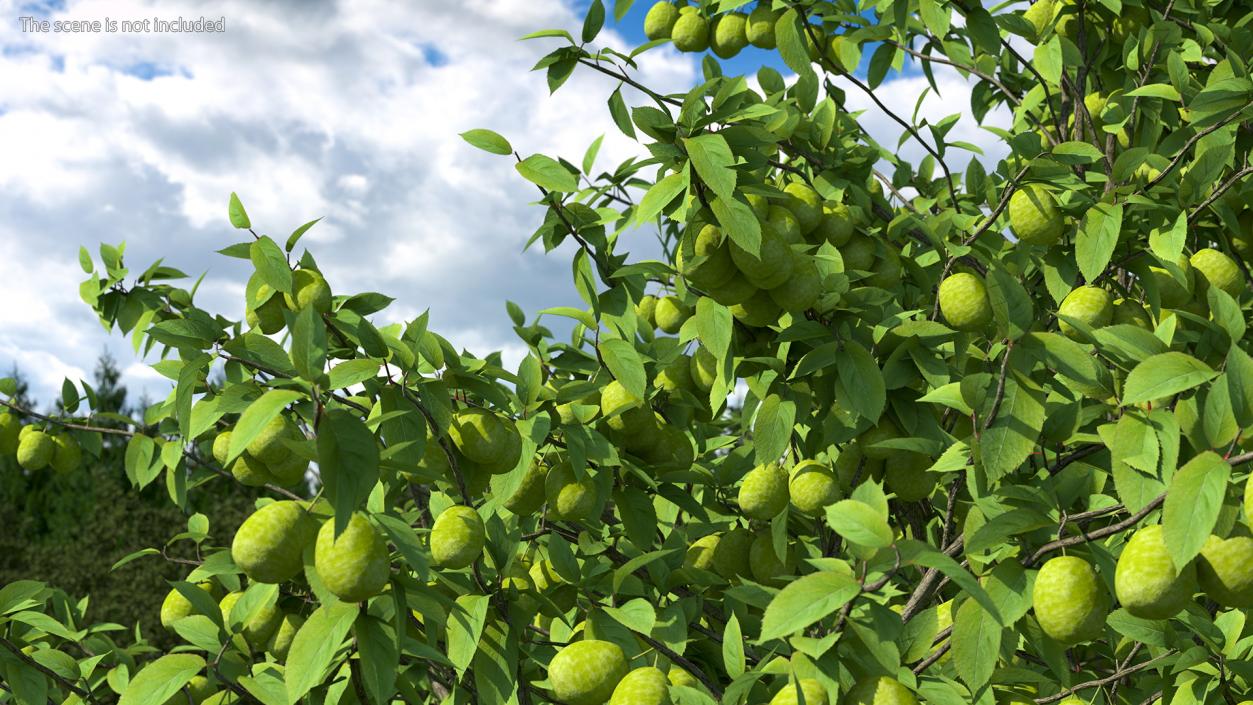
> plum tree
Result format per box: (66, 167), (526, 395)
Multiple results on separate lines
(0, 0), (1250, 703)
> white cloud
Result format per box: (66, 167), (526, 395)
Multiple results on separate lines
(0, 0), (1014, 407)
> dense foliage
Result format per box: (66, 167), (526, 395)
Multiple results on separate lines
(1, 0), (1251, 704)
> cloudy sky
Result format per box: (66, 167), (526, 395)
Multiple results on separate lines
(0, 0), (1010, 407)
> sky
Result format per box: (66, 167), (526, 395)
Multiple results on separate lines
(0, 0), (1012, 408)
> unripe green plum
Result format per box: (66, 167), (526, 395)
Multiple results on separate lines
(1190, 248), (1243, 298)
(268, 450), (310, 486)
(0, 413), (20, 455)
(671, 8), (710, 52)
(449, 407), (522, 473)
(1246, 473), (1253, 525)
(314, 513), (390, 602)
(834, 443), (884, 488)
(749, 532), (796, 584)
(1115, 524), (1196, 619)
(247, 283), (286, 334)
(219, 592), (282, 649)
(267, 613), (304, 661)
(844, 676), (919, 705)
(211, 431), (232, 465)
(49, 433), (82, 473)
(840, 234), (876, 272)
(766, 205), (802, 244)
(655, 295), (692, 334)
(730, 222), (793, 289)
(1009, 184), (1064, 246)
(679, 225), (736, 290)
(547, 640), (630, 705)
(745, 5), (778, 48)
(430, 505), (486, 570)
(712, 527), (753, 579)
(655, 354), (696, 394)
(636, 295), (659, 329)
(1112, 298), (1153, 329)
(731, 288), (783, 328)
(938, 273), (993, 332)
(609, 666), (671, 705)
(601, 379), (644, 422)
(545, 461), (599, 521)
(230, 454), (278, 487)
(1197, 535), (1253, 608)
(1033, 555), (1108, 644)
(160, 582), (213, 629)
(643, 1), (680, 40)
(684, 534), (720, 573)
(789, 460), (840, 516)
(814, 202), (854, 246)
(738, 462), (789, 520)
(884, 452), (937, 502)
(710, 12), (749, 59)
(640, 422), (695, 472)
(770, 678), (828, 705)
(859, 418), (901, 461)
(231, 500), (318, 584)
(502, 460), (549, 515)
(247, 415), (298, 466)
(1023, 0), (1057, 42)
(690, 345), (718, 391)
(1058, 286), (1112, 339)
(668, 667), (699, 688)
(16, 430), (54, 470)
(284, 269), (332, 313)
(864, 245), (902, 290)
(783, 182), (823, 235)
(769, 253), (822, 313)
(706, 272), (759, 306)
(1148, 256), (1193, 308)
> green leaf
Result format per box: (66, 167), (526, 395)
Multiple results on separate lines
(722, 612), (745, 679)
(459, 129), (513, 156)
(1123, 352), (1218, 406)
(710, 195), (762, 255)
(118, 654), (205, 705)
(286, 217), (322, 252)
(684, 134), (737, 202)
(758, 570), (860, 642)
(1075, 202), (1123, 284)
(226, 389), (303, 464)
(599, 337), (646, 402)
(900, 540), (1003, 624)
(753, 394), (796, 466)
(284, 601), (359, 704)
(825, 499), (893, 548)
(582, 0), (605, 42)
(985, 267), (1034, 341)
(635, 167), (689, 225)
(836, 341), (885, 421)
(228, 192), (251, 229)
(951, 598), (1001, 690)
(603, 598), (656, 635)
(1126, 84), (1182, 101)
(774, 9), (814, 76)
(1033, 36), (1062, 86)
(250, 236), (292, 294)
(447, 594), (491, 676)
(978, 375), (1045, 484)
(1226, 344), (1253, 427)
(918, 0), (951, 38)
(327, 358), (382, 390)
(1163, 451), (1230, 570)
(317, 409), (381, 536)
(516, 154), (578, 192)
(1052, 140), (1105, 164)
(355, 614), (400, 705)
